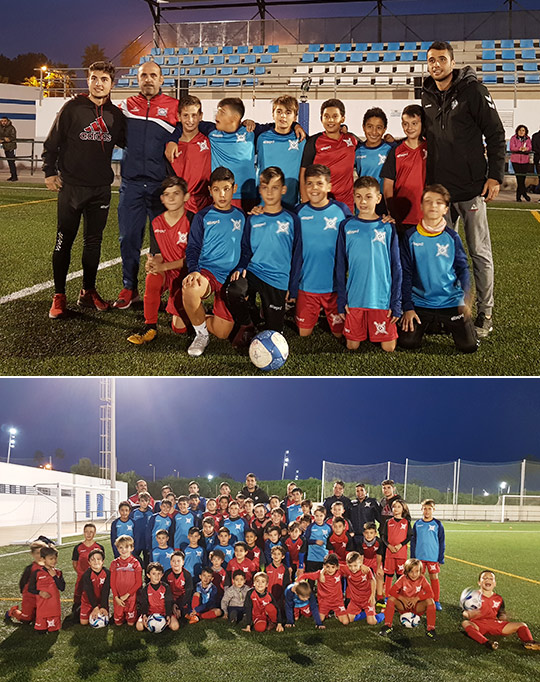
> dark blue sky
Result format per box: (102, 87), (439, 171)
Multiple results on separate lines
(2, 0), (532, 66)
(1, 378), (538, 481)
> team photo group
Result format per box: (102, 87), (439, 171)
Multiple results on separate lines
(44, 40), (504, 360)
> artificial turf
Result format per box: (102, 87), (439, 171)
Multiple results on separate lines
(0, 183), (539, 376)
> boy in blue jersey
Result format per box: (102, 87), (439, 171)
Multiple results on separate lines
(295, 164), (352, 338)
(298, 504), (331, 574)
(284, 580), (324, 628)
(146, 499), (174, 552)
(111, 501), (135, 558)
(215, 528), (235, 567)
(183, 167), (245, 357)
(188, 567), (222, 623)
(183, 527), (206, 583)
(223, 500), (250, 543)
(171, 496), (200, 550)
(151, 529), (174, 566)
(131, 491), (153, 566)
(355, 107), (394, 209)
(336, 176), (402, 352)
(410, 499), (445, 610)
(257, 96), (306, 208)
(398, 184), (478, 353)
(264, 526), (290, 566)
(284, 487), (304, 524)
(226, 166), (302, 344)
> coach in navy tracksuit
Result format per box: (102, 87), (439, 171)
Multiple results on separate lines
(114, 61), (178, 309)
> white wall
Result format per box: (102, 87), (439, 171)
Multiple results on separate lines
(0, 83), (40, 171)
(407, 503), (540, 522)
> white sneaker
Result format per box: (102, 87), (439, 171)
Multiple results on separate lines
(188, 333), (209, 357)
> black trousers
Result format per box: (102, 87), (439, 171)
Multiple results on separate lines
(225, 271), (287, 333)
(53, 183), (111, 294)
(398, 306), (478, 354)
(512, 162), (530, 199)
(228, 607), (245, 624)
(5, 149), (17, 179)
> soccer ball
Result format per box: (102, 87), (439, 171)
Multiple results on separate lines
(460, 587), (482, 611)
(400, 612), (421, 628)
(146, 613), (167, 633)
(249, 330), (289, 371)
(89, 612), (109, 628)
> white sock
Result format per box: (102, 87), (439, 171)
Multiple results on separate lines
(194, 322), (208, 336)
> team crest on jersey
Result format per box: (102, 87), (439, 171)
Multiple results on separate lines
(451, 99), (458, 110)
(373, 321), (388, 335)
(177, 231), (188, 245)
(323, 216), (338, 230)
(288, 139), (299, 151)
(158, 107), (168, 117)
(428, 524), (437, 532)
(276, 220), (290, 235)
(330, 314), (342, 326)
(231, 219), (242, 231)
(197, 140), (209, 152)
(436, 243), (450, 258)
(378, 153), (387, 165)
(372, 228), (386, 244)
(344, 137), (355, 147)
(236, 132), (247, 143)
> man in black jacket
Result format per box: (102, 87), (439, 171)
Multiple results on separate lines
(43, 61), (125, 319)
(532, 127), (540, 194)
(0, 117), (17, 181)
(349, 483), (379, 547)
(422, 41), (505, 338)
(323, 480), (352, 517)
(241, 473), (270, 505)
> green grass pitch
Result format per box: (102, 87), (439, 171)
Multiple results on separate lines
(0, 182), (539, 376)
(0, 522), (539, 682)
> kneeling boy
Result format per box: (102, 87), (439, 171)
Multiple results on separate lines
(80, 549), (110, 626)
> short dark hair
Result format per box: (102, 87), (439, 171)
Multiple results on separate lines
(232, 569), (246, 579)
(334, 480), (345, 487)
(381, 479), (395, 486)
(188, 481), (199, 488)
(218, 97), (245, 120)
(189, 493), (200, 500)
(88, 61), (115, 80)
(118, 501), (131, 510)
(260, 166), (285, 185)
(177, 495), (189, 503)
(304, 163), (331, 182)
(200, 566), (214, 578)
(161, 485), (172, 492)
(364, 521), (377, 531)
(160, 499), (173, 508)
(83, 523), (96, 531)
(422, 183), (451, 206)
(402, 104), (424, 121)
(41, 546), (58, 559)
(363, 107), (387, 128)
(188, 526), (201, 536)
(320, 98), (345, 117)
(271, 544), (286, 557)
(172, 550), (185, 559)
(356, 483), (367, 489)
(210, 549), (225, 560)
(179, 95), (202, 113)
(155, 529), (169, 538)
(88, 549), (105, 561)
(218, 526), (231, 535)
(292, 487), (303, 494)
(333, 516), (346, 526)
(323, 552), (340, 566)
(146, 561), (164, 575)
(234, 541), (248, 552)
(161, 175), (188, 195)
(267, 525), (281, 535)
(354, 176), (380, 192)
(427, 41), (454, 60)
(210, 166), (235, 185)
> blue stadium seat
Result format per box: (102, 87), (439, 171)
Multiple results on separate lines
(168, 56), (179, 65)
(366, 52), (381, 62)
(501, 40), (514, 49)
(318, 53), (331, 63)
(523, 62), (538, 71)
(260, 54), (272, 63)
(301, 53), (315, 63)
(520, 39), (534, 49)
(204, 67), (217, 76)
(150, 47), (161, 56)
(211, 78), (224, 86)
(223, 46), (233, 54)
(188, 67), (201, 76)
(244, 55), (256, 64)
(254, 66), (266, 75)
(502, 49), (516, 59)
(482, 74), (497, 84)
(503, 74), (516, 83)
(229, 55), (240, 64)
(227, 78), (241, 86)
(339, 43), (352, 52)
(308, 44), (321, 52)
(164, 48), (175, 56)
(198, 56), (209, 65)
(162, 68), (170, 75)
(193, 78), (207, 87)
(482, 40), (495, 49)
(192, 47), (203, 55)
(117, 78), (130, 87)
(420, 41), (431, 50)
(179, 68), (185, 76)
(350, 52), (363, 63)
(417, 51), (427, 61)
(163, 78), (176, 87)
(482, 49), (496, 60)
(153, 56), (164, 65)
(268, 45), (279, 53)
(128, 68), (137, 76)
(213, 55), (224, 65)
(354, 43), (367, 52)
(521, 49), (536, 60)
(253, 45), (264, 53)
(383, 52), (397, 62)
(183, 56), (194, 65)
(387, 42), (400, 51)
(370, 42), (383, 51)
(403, 42), (416, 51)
(334, 53), (347, 63)
(178, 48), (189, 55)
(236, 66), (249, 75)
(169, 68), (178, 76)
(207, 46), (218, 55)
(324, 43), (336, 52)
(220, 67), (233, 76)
(482, 63), (496, 72)
(525, 74), (540, 83)
(244, 78), (258, 86)
(502, 62), (515, 71)
(400, 52), (413, 62)
(238, 46), (249, 54)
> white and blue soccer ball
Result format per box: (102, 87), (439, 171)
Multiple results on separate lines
(460, 587), (482, 611)
(249, 330), (289, 371)
(89, 612), (109, 628)
(400, 612), (421, 628)
(146, 613), (167, 633)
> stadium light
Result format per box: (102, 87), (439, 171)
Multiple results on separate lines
(483, 489), (489, 497)
(149, 463), (156, 482)
(295, 469), (299, 481)
(43, 462), (52, 470)
(499, 481), (508, 494)
(281, 450), (290, 480)
(207, 474), (214, 481)
(6, 427), (17, 463)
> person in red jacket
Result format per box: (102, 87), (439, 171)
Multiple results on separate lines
(110, 535), (142, 626)
(28, 546), (65, 633)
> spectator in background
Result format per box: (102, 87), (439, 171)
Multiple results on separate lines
(241, 473), (270, 506)
(510, 125), (532, 202)
(378, 479), (401, 532)
(128, 479), (155, 510)
(0, 117), (17, 181)
(531, 126), (540, 195)
(323, 481), (352, 518)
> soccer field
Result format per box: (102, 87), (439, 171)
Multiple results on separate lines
(0, 522), (539, 682)
(0, 182), (539, 376)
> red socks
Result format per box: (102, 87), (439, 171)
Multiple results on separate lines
(384, 600), (395, 626)
(143, 273), (163, 325)
(201, 610), (219, 620)
(464, 624), (488, 644)
(431, 578), (440, 601)
(517, 625), (533, 642)
(426, 602), (436, 630)
(384, 575), (393, 596)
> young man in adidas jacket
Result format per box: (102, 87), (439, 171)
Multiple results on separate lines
(43, 61), (125, 319)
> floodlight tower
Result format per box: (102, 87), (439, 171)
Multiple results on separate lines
(99, 378), (117, 514)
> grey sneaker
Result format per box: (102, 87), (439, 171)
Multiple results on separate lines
(188, 333), (209, 357)
(474, 312), (493, 338)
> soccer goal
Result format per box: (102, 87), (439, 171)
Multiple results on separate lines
(499, 495), (540, 522)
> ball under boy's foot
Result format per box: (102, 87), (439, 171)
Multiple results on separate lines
(426, 628), (437, 640)
(127, 328), (157, 345)
(77, 288), (110, 311)
(523, 641), (540, 650)
(49, 293), (67, 319)
(187, 333), (209, 357)
(378, 624), (393, 637)
(485, 640), (499, 651)
(474, 312), (493, 338)
(113, 288), (140, 310)
(435, 601), (442, 611)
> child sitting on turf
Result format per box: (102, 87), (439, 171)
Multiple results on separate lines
(221, 570), (250, 624)
(336, 175), (402, 352)
(151, 529), (174, 566)
(209, 549), (227, 597)
(110, 534), (142, 626)
(303, 553), (349, 625)
(284, 579), (324, 629)
(79, 548), (110, 626)
(379, 557), (437, 639)
(28, 546), (65, 633)
(462, 570), (540, 650)
(6, 540), (47, 624)
(162, 550), (193, 621)
(183, 166), (246, 358)
(127, 176), (192, 345)
(381, 498), (412, 596)
(188, 566), (222, 623)
(71, 522), (105, 621)
(136, 562), (179, 632)
(110, 501), (135, 557)
(242, 571), (283, 632)
(398, 183), (478, 354)
(411, 499), (445, 611)
(341, 550), (383, 626)
(359, 521), (385, 607)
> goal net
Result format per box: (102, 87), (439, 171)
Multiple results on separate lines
(499, 495), (540, 522)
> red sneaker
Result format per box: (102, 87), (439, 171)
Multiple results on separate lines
(77, 289), (110, 311)
(49, 294), (67, 319)
(113, 288), (140, 310)
(171, 317), (187, 334)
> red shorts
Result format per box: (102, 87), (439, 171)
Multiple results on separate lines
(294, 605), (312, 620)
(363, 558), (378, 573)
(319, 601), (346, 618)
(80, 594), (108, 621)
(346, 601), (376, 617)
(469, 619), (509, 636)
(35, 614), (61, 632)
(113, 595), (137, 625)
(421, 561), (441, 576)
(200, 268), (233, 322)
(295, 291), (344, 334)
(384, 555), (406, 576)
(344, 308), (398, 343)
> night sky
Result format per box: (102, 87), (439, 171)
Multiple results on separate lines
(1, 378), (538, 481)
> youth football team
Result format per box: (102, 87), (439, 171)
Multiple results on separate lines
(112, 87), (479, 358)
(5, 477), (539, 652)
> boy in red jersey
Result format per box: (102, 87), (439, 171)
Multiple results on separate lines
(359, 522), (385, 606)
(243, 572), (284, 632)
(79, 549), (110, 626)
(326, 517), (353, 567)
(110, 535), (142, 626)
(209, 549), (227, 597)
(136, 562), (179, 631)
(266, 545), (291, 620)
(226, 542), (258, 586)
(28, 546), (65, 633)
(303, 553), (349, 625)
(462, 570), (540, 650)
(71, 523), (105, 620)
(252, 503), (271, 547)
(269, 507), (288, 538)
(342, 551), (382, 625)
(245, 529), (264, 569)
(203, 498), (222, 530)
(300, 99), (357, 211)
(162, 550), (193, 620)
(170, 95), (212, 214)
(379, 558), (437, 639)
(381, 499), (412, 596)
(5, 541), (47, 624)
(284, 522), (303, 577)
(128, 176), (192, 344)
